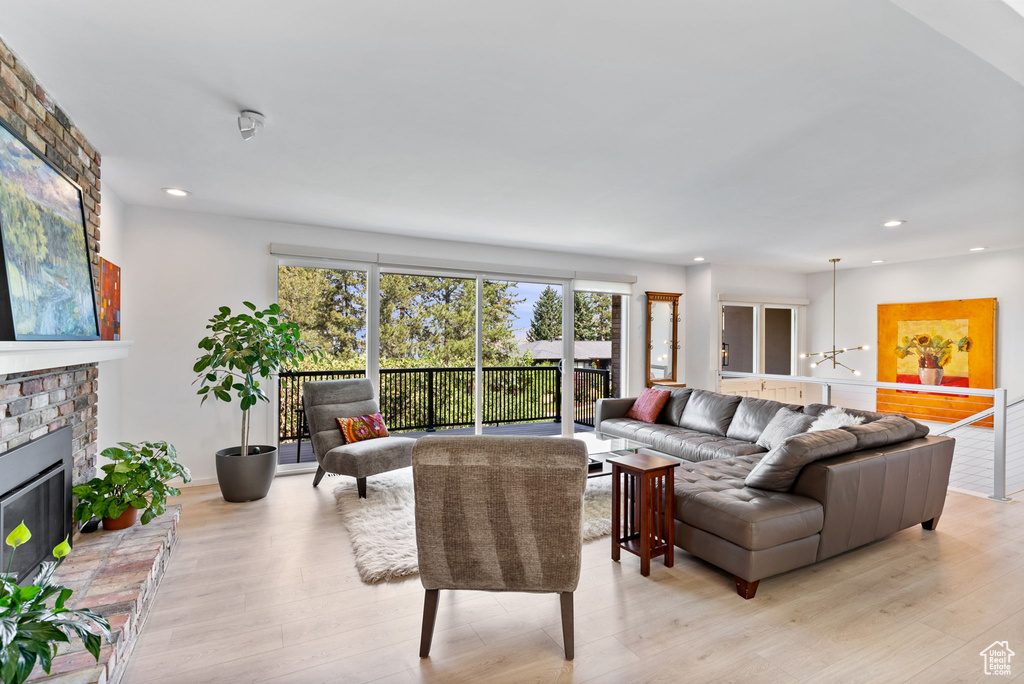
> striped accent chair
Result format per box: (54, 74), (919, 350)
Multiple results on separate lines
(412, 435), (588, 660)
(303, 379), (415, 496)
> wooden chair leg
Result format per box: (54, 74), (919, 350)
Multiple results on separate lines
(312, 466), (326, 487)
(560, 592), (574, 660)
(357, 477), (367, 498)
(420, 589), (440, 658)
(734, 576), (760, 599)
(922, 515), (940, 531)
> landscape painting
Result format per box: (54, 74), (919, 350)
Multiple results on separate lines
(0, 118), (98, 340)
(877, 298), (996, 424)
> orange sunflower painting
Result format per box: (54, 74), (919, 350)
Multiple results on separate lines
(877, 298), (996, 423)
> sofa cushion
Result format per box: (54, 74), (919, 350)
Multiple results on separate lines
(673, 455), (824, 551)
(840, 415), (917, 450)
(756, 407), (814, 450)
(658, 387), (693, 425)
(677, 390), (742, 437)
(726, 396), (796, 443)
(625, 387), (671, 423)
(745, 429), (858, 492)
(599, 418), (766, 462)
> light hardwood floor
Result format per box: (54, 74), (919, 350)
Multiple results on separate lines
(123, 473), (1024, 683)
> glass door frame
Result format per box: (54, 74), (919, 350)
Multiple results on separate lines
(717, 297), (805, 381)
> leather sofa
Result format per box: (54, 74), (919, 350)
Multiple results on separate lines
(595, 388), (954, 598)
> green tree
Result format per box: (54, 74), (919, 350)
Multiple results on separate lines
(527, 286), (562, 341)
(527, 289), (613, 341)
(277, 266), (366, 370)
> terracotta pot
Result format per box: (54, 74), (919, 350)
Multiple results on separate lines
(919, 367), (944, 386)
(102, 506), (140, 531)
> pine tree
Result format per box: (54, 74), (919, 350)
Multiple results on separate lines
(528, 286), (563, 341)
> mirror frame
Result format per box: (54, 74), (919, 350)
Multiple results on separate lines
(645, 291), (682, 387)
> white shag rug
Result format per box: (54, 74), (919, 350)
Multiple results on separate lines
(334, 468), (612, 583)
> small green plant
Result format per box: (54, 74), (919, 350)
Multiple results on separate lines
(73, 441), (190, 526)
(1, 522), (110, 684)
(193, 302), (322, 458)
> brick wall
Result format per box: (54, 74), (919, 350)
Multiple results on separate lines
(0, 365), (100, 483)
(0, 33), (103, 484)
(611, 296), (622, 397)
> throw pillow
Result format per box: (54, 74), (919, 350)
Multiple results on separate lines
(625, 388), (671, 424)
(808, 406), (865, 432)
(336, 413), (390, 443)
(745, 428), (859, 491)
(756, 407), (814, 450)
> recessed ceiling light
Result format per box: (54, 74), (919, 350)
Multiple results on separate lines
(969, 247), (986, 252)
(693, 257), (705, 262)
(871, 260), (885, 264)
(882, 220), (906, 228)
(162, 187), (190, 197)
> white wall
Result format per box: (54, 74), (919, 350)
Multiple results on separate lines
(96, 188), (126, 455)
(683, 263), (809, 390)
(804, 248), (1024, 407)
(120, 206), (686, 483)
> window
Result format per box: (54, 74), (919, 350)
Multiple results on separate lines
(720, 302), (799, 375)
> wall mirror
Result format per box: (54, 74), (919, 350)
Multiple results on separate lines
(646, 292), (681, 387)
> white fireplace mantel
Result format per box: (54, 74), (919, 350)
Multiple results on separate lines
(0, 340), (132, 375)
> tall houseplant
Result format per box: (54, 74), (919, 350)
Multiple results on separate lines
(194, 302), (321, 502)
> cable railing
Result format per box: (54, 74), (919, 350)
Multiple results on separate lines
(719, 371), (1014, 501)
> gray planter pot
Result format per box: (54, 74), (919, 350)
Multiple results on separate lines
(215, 445), (277, 502)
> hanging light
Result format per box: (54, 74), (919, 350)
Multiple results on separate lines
(800, 258), (869, 375)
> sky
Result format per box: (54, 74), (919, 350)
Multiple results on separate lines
(502, 280), (555, 340)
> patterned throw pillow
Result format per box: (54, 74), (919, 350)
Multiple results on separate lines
(625, 388), (671, 424)
(336, 413), (390, 443)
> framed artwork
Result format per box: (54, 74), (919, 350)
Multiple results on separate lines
(877, 298), (996, 423)
(99, 258), (120, 341)
(0, 115), (99, 341)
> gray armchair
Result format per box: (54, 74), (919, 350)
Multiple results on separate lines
(412, 435), (587, 660)
(303, 379), (414, 497)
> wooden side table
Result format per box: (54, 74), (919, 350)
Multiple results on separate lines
(608, 452), (679, 576)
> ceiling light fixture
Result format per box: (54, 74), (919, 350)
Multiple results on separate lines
(693, 257), (706, 262)
(882, 220), (906, 228)
(871, 259), (885, 264)
(970, 247), (986, 252)
(799, 258), (869, 375)
(238, 110), (266, 141)
(162, 187), (190, 197)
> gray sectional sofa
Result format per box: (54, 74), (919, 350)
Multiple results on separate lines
(594, 387), (954, 598)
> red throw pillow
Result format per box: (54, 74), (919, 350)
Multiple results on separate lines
(625, 388), (670, 423)
(336, 413), (390, 443)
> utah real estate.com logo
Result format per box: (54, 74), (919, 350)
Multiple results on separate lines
(980, 641), (1015, 676)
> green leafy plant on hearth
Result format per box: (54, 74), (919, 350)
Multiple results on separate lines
(193, 302), (323, 458)
(1, 523), (110, 684)
(72, 441), (191, 526)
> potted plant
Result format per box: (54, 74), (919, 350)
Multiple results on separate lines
(72, 441), (190, 531)
(1, 523), (110, 684)
(194, 302), (322, 502)
(894, 333), (972, 386)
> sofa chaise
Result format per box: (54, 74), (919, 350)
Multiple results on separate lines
(595, 387), (954, 598)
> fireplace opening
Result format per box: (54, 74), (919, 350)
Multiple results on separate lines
(0, 426), (72, 582)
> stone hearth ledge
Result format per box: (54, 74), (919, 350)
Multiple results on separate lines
(26, 506), (181, 684)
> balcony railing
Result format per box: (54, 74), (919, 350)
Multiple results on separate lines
(279, 366), (611, 441)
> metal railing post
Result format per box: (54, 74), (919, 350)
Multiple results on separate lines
(554, 368), (562, 424)
(992, 388), (1008, 502)
(821, 382), (831, 406)
(426, 369), (436, 432)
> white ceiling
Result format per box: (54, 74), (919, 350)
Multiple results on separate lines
(1, 0), (1022, 271)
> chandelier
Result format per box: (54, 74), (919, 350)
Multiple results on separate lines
(800, 258), (869, 375)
